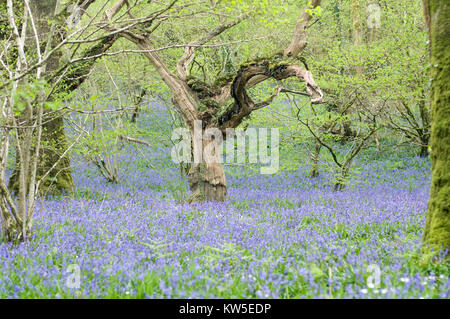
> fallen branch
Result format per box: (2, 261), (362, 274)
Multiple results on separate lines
(119, 135), (152, 147)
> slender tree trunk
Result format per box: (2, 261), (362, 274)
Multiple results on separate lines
(422, 0), (450, 255)
(9, 114), (74, 195)
(310, 142), (321, 178)
(352, 0), (364, 77)
(8, 0), (74, 196)
(130, 85), (146, 123)
(419, 145), (429, 158)
(8, 1), (118, 196)
(418, 91), (431, 157)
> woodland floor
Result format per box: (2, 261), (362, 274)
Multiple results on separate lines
(0, 106), (448, 299)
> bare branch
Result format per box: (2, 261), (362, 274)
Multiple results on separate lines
(119, 135), (152, 147)
(177, 14), (248, 80)
(284, 0), (322, 57)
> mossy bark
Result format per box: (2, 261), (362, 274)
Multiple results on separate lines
(7, 1), (118, 197)
(8, 114), (74, 195)
(8, 0), (74, 196)
(423, 0), (450, 256)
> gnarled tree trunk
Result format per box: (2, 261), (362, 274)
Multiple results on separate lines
(110, 0), (323, 202)
(188, 162), (227, 202)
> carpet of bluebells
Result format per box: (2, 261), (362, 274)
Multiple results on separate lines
(0, 107), (449, 299)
